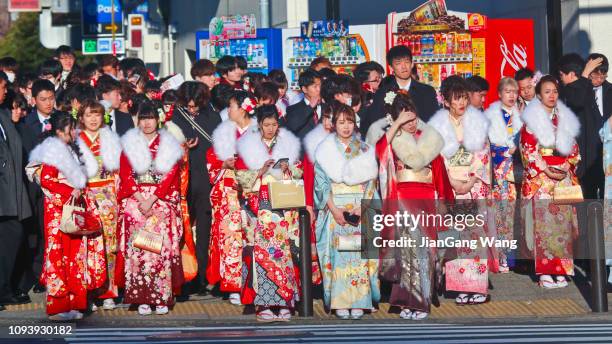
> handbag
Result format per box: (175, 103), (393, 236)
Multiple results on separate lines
(553, 184), (584, 204)
(268, 180), (306, 209)
(60, 197), (101, 235)
(133, 229), (163, 254)
(334, 233), (362, 251)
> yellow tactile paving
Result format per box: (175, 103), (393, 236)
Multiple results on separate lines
(3, 298), (588, 319)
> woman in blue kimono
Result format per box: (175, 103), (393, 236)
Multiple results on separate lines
(314, 103), (380, 320)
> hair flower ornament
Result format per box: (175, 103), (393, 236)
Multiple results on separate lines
(241, 97), (257, 115)
(157, 107), (167, 127)
(384, 91), (397, 105)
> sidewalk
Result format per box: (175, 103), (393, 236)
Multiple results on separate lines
(1, 270), (608, 325)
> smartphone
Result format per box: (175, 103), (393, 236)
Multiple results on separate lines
(343, 212), (360, 226)
(273, 158), (289, 169)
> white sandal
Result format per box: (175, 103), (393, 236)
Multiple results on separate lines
(138, 304), (152, 316)
(277, 308), (291, 322)
(256, 309), (275, 322)
(539, 275), (558, 289)
(229, 293), (242, 305)
(399, 309), (413, 319)
(335, 309), (350, 320)
(411, 311), (429, 320)
(555, 276), (569, 288)
(455, 293), (469, 305)
(350, 309), (364, 319)
(468, 293), (488, 304)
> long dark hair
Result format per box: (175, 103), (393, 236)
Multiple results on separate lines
(40, 111), (83, 162)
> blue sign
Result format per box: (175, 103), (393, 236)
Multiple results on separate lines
(82, 0), (124, 36)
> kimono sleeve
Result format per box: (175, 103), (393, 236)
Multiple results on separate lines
(40, 165), (73, 204)
(206, 147), (225, 185)
(520, 126), (547, 180)
(154, 163), (180, 201)
(470, 142), (491, 186)
(432, 155), (455, 200)
(302, 155), (315, 207)
(314, 161), (332, 210)
(117, 153), (138, 200)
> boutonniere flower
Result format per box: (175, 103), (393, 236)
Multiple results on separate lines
(384, 91), (397, 105)
(104, 111), (112, 125)
(44, 123), (52, 131)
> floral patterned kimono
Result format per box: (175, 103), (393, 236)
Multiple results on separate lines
(205, 120), (256, 293)
(235, 128), (302, 308)
(313, 132), (380, 311)
(485, 101), (523, 268)
(428, 106), (494, 295)
(27, 137), (105, 315)
(367, 118), (454, 313)
(118, 128), (185, 307)
(77, 127), (122, 299)
(521, 99), (580, 276)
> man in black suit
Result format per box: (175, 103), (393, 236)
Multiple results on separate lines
(171, 81), (221, 294)
(558, 53), (604, 199)
(587, 53), (612, 123)
(284, 69), (323, 139)
(360, 45), (439, 137)
(0, 73), (32, 309)
(96, 75), (135, 136)
(16, 79), (56, 295)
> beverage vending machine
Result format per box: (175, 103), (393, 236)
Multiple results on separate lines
(386, 0), (535, 105)
(282, 21), (386, 90)
(196, 15), (282, 75)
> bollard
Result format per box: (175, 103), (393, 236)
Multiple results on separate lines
(588, 201), (608, 312)
(298, 209), (313, 317)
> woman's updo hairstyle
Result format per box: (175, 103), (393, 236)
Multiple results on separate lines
(255, 104), (279, 124)
(385, 90), (417, 121)
(535, 74), (559, 96)
(440, 75), (470, 107)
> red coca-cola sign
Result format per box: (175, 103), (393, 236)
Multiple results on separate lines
(473, 18), (535, 106)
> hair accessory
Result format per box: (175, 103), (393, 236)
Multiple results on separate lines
(384, 91), (397, 105)
(71, 108), (78, 120)
(532, 71), (543, 86)
(385, 114), (394, 126)
(241, 97), (257, 115)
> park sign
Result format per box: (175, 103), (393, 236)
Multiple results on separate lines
(8, 0), (40, 12)
(82, 37), (125, 55)
(82, 0), (124, 37)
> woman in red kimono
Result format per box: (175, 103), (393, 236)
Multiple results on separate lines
(118, 101), (185, 316)
(206, 90), (257, 305)
(235, 105), (302, 322)
(520, 75), (580, 289)
(76, 100), (122, 311)
(367, 91), (454, 320)
(428, 76), (493, 305)
(27, 112), (98, 321)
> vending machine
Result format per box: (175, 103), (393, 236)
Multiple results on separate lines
(196, 27), (283, 75)
(282, 22), (386, 90)
(386, 0), (535, 106)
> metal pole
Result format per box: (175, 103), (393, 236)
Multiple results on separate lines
(298, 209), (313, 317)
(326, 0), (340, 20)
(168, 24), (175, 75)
(111, 0), (116, 56)
(588, 201), (608, 312)
(546, 0), (563, 72)
(259, 0), (270, 28)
